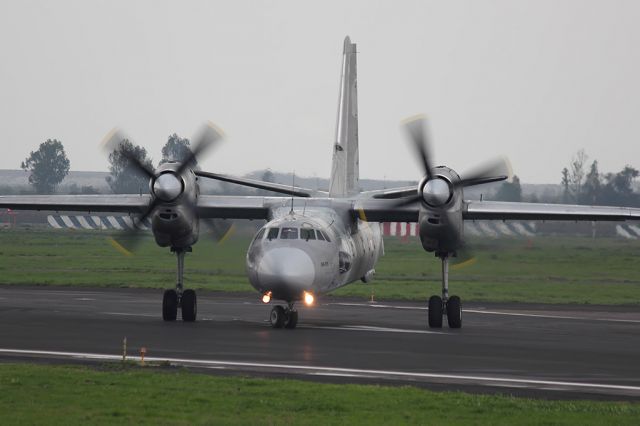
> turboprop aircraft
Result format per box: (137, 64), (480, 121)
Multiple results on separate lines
(2, 36), (640, 329)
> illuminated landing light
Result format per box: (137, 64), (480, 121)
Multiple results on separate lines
(262, 292), (272, 304)
(303, 291), (315, 306)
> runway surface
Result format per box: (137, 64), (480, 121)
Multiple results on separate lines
(0, 286), (639, 400)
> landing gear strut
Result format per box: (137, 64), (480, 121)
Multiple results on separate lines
(270, 302), (298, 329)
(427, 253), (462, 329)
(162, 247), (197, 322)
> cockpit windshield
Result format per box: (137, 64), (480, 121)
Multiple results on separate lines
(300, 228), (316, 240)
(261, 226), (330, 242)
(280, 227), (298, 239)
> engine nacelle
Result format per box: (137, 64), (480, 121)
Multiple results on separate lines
(152, 204), (198, 248)
(417, 166), (464, 254)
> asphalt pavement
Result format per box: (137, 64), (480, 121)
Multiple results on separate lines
(0, 286), (639, 400)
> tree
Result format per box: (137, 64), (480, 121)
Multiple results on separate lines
(159, 134), (192, 167)
(106, 139), (154, 194)
(561, 167), (570, 203)
(600, 166), (640, 206)
(579, 160), (601, 205)
(569, 149), (588, 201)
(493, 175), (522, 202)
(261, 169), (275, 183)
(20, 139), (70, 194)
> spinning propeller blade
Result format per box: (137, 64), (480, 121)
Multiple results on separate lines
(102, 122), (225, 254)
(402, 115), (434, 180)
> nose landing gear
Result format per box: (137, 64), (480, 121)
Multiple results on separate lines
(162, 247), (197, 322)
(270, 302), (298, 329)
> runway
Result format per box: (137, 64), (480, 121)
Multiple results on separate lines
(0, 286), (639, 400)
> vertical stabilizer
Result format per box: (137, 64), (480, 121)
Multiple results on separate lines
(329, 36), (359, 197)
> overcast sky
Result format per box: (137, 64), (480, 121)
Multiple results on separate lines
(1, 0), (639, 184)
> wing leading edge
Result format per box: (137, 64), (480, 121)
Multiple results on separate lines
(0, 194), (271, 220)
(350, 198), (640, 223)
(0, 194), (151, 213)
(464, 200), (640, 221)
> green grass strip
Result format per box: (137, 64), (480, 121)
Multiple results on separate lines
(0, 363), (639, 425)
(1, 228), (640, 305)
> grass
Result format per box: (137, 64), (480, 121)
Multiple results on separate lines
(1, 363), (639, 425)
(0, 227), (639, 304)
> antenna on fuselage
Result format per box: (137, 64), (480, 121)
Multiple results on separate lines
(289, 171), (295, 215)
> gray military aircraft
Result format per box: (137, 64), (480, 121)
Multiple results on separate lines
(3, 36), (640, 329)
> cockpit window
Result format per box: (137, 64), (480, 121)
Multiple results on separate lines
(254, 228), (265, 241)
(320, 230), (331, 242)
(267, 228), (279, 240)
(300, 228), (316, 241)
(280, 227), (298, 239)
(315, 230), (325, 241)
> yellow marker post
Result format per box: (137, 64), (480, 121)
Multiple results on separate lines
(140, 347), (147, 366)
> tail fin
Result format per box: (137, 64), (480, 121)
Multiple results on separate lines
(329, 36), (359, 197)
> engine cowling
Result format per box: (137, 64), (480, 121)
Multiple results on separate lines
(417, 167), (464, 254)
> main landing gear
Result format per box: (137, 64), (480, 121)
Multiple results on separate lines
(270, 303), (298, 329)
(428, 253), (462, 329)
(162, 247), (197, 322)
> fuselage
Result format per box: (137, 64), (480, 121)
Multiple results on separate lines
(245, 206), (383, 302)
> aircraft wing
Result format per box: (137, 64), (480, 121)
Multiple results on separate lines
(0, 194), (271, 220)
(350, 199), (420, 222)
(0, 194), (150, 213)
(350, 198), (640, 223)
(463, 201), (640, 221)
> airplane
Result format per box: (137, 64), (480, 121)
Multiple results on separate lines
(2, 35), (640, 330)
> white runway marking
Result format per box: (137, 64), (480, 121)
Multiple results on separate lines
(332, 303), (640, 323)
(1, 348), (639, 395)
(464, 309), (640, 324)
(102, 312), (158, 318)
(303, 324), (448, 335)
(333, 302), (427, 310)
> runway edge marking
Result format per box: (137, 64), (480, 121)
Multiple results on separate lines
(333, 303), (640, 324)
(1, 348), (639, 395)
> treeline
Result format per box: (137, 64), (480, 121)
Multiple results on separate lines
(491, 149), (640, 207)
(13, 134), (256, 196)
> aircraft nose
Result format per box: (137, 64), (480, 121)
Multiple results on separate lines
(258, 247), (315, 291)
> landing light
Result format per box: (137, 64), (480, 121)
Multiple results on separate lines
(304, 291), (315, 306)
(262, 292), (272, 304)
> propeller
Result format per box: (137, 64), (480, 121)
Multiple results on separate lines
(201, 219), (236, 244)
(102, 122), (224, 253)
(391, 115), (511, 208)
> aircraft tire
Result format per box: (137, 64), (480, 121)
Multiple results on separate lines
(446, 295), (462, 329)
(162, 289), (178, 321)
(284, 310), (298, 329)
(428, 295), (443, 328)
(181, 289), (197, 322)
(270, 306), (286, 328)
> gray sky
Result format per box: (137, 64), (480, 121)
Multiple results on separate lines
(1, 0), (639, 184)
